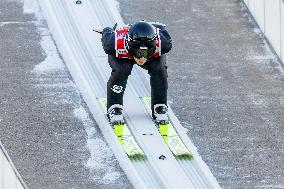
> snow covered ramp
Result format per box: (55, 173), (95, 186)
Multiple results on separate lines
(37, 0), (221, 188)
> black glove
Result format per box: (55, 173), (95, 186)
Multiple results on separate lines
(94, 23), (117, 34)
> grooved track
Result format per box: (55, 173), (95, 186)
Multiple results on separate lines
(38, 0), (221, 188)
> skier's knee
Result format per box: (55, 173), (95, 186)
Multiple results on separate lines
(150, 67), (167, 78)
(116, 64), (132, 76)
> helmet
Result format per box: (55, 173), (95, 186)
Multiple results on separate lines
(127, 21), (157, 59)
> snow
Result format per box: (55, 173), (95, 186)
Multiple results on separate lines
(35, 36), (65, 72)
(23, 0), (42, 19)
(24, 0), (123, 185)
(73, 106), (122, 184)
(23, 0), (64, 73)
(102, 171), (122, 182)
(255, 185), (284, 188)
(0, 21), (36, 26)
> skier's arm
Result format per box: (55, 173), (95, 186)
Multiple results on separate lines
(101, 27), (116, 56)
(153, 24), (172, 54)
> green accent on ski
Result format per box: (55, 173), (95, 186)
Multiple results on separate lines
(113, 124), (125, 145)
(98, 97), (145, 160)
(159, 124), (170, 143)
(159, 123), (193, 159)
(141, 96), (193, 160)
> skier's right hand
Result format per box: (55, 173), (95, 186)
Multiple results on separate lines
(93, 26), (113, 34)
(93, 28), (103, 34)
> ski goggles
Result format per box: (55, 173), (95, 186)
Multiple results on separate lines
(129, 47), (155, 59)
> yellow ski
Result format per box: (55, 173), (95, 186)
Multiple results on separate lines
(98, 97), (145, 160)
(141, 97), (193, 160)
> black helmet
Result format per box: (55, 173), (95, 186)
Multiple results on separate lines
(127, 21), (157, 58)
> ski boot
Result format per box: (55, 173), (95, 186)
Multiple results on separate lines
(153, 104), (169, 124)
(107, 104), (125, 125)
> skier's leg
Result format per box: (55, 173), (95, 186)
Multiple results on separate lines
(146, 55), (168, 116)
(107, 55), (134, 109)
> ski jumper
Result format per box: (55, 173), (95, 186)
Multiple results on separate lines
(101, 24), (172, 112)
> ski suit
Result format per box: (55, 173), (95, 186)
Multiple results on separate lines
(101, 23), (172, 112)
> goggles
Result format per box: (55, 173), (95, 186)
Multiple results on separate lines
(129, 47), (155, 59)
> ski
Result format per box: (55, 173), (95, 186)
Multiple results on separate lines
(141, 97), (193, 160)
(98, 97), (145, 161)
